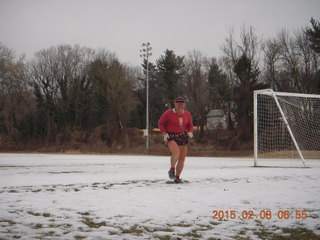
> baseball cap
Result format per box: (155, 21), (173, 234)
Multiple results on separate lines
(175, 96), (185, 103)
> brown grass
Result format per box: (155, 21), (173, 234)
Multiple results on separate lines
(0, 129), (254, 158)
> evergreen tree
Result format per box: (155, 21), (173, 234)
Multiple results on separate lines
(208, 62), (233, 129)
(306, 18), (320, 54)
(233, 53), (266, 141)
(88, 58), (137, 146)
(306, 18), (320, 93)
(156, 49), (185, 103)
(208, 62), (231, 108)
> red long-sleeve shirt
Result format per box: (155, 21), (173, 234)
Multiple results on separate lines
(158, 109), (193, 133)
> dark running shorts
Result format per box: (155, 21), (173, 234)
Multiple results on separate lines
(168, 132), (189, 146)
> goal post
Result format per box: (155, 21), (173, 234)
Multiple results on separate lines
(254, 89), (320, 167)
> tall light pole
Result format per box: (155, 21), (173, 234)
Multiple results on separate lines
(140, 42), (152, 150)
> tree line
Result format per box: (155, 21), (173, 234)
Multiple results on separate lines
(0, 19), (319, 151)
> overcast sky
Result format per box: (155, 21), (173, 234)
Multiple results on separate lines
(0, 0), (319, 67)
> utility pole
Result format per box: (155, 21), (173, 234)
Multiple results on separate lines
(140, 42), (152, 150)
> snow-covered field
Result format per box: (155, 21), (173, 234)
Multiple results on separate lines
(0, 153), (319, 240)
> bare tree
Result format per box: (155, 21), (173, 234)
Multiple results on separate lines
(221, 25), (266, 143)
(184, 50), (211, 140)
(262, 39), (282, 89)
(262, 28), (319, 93)
(29, 44), (95, 141)
(0, 43), (32, 148)
(222, 25), (262, 87)
(295, 29), (319, 93)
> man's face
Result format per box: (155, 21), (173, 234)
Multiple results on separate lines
(174, 102), (185, 109)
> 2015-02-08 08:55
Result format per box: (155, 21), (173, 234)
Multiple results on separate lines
(212, 210), (308, 220)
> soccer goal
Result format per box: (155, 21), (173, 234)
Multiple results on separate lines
(254, 89), (320, 167)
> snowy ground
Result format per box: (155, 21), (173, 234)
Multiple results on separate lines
(0, 153), (319, 240)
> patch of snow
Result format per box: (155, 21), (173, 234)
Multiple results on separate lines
(0, 153), (319, 239)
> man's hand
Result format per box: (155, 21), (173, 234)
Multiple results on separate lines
(163, 133), (169, 142)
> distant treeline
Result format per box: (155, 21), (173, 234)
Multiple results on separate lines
(0, 19), (319, 151)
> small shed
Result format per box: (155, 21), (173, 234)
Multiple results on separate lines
(206, 109), (227, 129)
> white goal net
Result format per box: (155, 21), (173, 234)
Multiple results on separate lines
(254, 89), (320, 167)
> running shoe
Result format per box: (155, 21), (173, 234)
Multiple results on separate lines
(174, 178), (182, 184)
(168, 169), (175, 179)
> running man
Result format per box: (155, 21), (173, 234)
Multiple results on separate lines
(158, 97), (194, 183)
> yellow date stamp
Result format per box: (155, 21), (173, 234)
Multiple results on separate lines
(212, 210), (308, 220)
